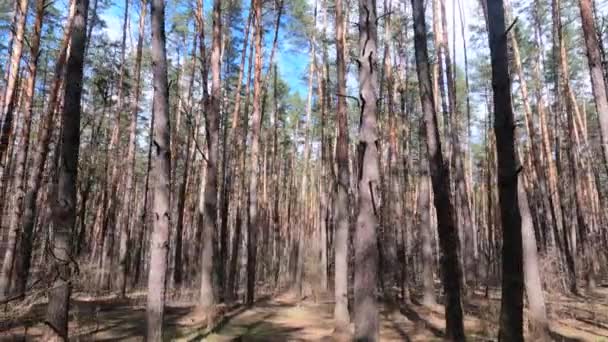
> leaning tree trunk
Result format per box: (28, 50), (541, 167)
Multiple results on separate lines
(146, 0), (172, 339)
(486, 0), (525, 339)
(578, 0), (608, 174)
(0, 0), (44, 298)
(0, 0), (28, 163)
(411, 0), (465, 339)
(44, 0), (88, 339)
(7, 0), (77, 299)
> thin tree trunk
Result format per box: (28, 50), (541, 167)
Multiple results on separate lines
(418, 166), (436, 306)
(552, 0), (579, 294)
(174, 35), (197, 288)
(100, 0), (129, 291)
(2, 0), (76, 300)
(0, 0), (44, 298)
(117, 0), (146, 297)
(0, 0), (28, 163)
(579, 0), (608, 174)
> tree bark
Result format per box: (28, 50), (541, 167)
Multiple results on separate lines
(418, 166), (436, 306)
(146, 0), (172, 339)
(117, 0), (146, 297)
(1, 0), (76, 300)
(486, 0), (525, 339)
(353, 0), (380, 339)
(333, 0), (350, 327)
(411, 0), (465, 338)
(199, 0), (222, 309)
(518, 172), (549, 341)
(247, 0), (263, 305)
(0, 0), (44, 298)
(579, 0), (608, 174)
(44, 0), (88, 338)
(0, 0), (28, 163)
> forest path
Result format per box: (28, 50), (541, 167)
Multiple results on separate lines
(1, 287), (608, 340)
(192, 292), (428, 342)
(185, 287), (608, 342)
(183, 291), (484, 341)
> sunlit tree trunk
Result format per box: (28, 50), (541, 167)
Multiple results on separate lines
(247, 0), (263, 305)
(0, 0), (28, 163)
(0, 0), (44, 298)
(353, 0), (380, 339)
(333, 0), (350, 326)
(0, 0), (76, 299)
(146, 0), (172, 338)
(579, 0), (608, 173)
(518, 171), (549, 340)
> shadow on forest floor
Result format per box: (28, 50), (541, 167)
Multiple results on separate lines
(1, 286), (607, 341)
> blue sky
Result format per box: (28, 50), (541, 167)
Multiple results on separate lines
(96, 0), (478, 98)
(99, 0), (311, 97)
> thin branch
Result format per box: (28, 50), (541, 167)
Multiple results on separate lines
(375, 11), (394, 25)
(336, 93), (360, 107)
(504, 17), (518, 38)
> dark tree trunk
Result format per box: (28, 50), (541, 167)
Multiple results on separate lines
(44, 0), (88, 338)
(411, 0), (465, 338)
(486, 0), (525, 339)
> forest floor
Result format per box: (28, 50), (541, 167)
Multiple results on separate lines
(0, 286), (607, 341)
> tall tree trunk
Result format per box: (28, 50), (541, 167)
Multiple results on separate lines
(1, 0), (76, 299)
(174, 35), (197, 288)
(411, 0), (465, 338)
(199, 0), (222, 309)
(44, 0), (88, 338)
(354, 0), (380, 339)
(100, 0), (129, 290)
(0, 0), (28, 163)
(0, 0), (44, 298)
(246, 0), (263, 305)
(117, 0), (146, 297)
(146, 0), (172, 339)
(334, 0), (350, 325)
(486, 0), (524, 339)
(552, 0), (578, 294)
(579, 0), (608, 173)
(297, 31), (316, 296)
